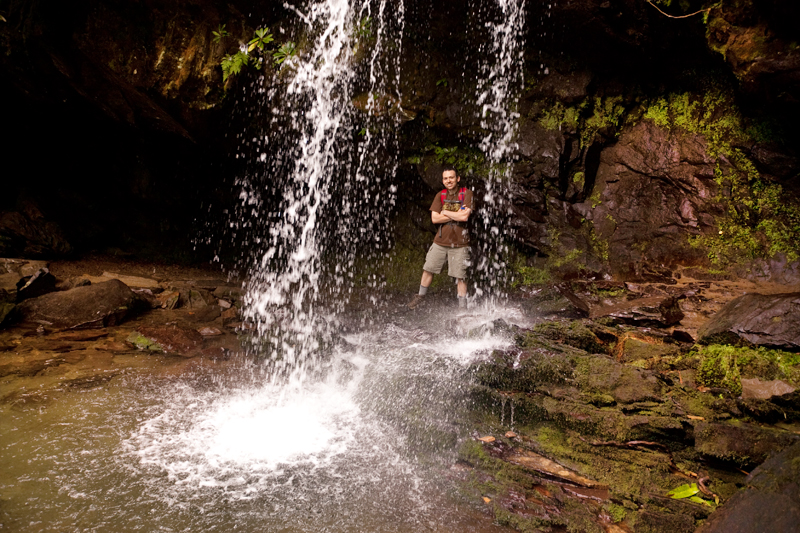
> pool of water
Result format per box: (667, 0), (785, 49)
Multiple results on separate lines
(1, 305), (526, 532)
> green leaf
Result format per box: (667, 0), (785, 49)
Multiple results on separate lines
(689, 496), (714, 507)
(667, 483), (699, 499)
(273, 41), (297, 65)
(212, 24), (229, 43)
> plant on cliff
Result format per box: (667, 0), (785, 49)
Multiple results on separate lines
(272, 41), (297, 65)
(642, 89), (800, 266)
(218, 27), (301, 82)
(538, 97), (625, 147)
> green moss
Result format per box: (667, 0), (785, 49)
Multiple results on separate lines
(695, 345), (742, 395)
(125, 332), (164, 353)
(539, 101), (582, 131)
(605, 503), (628, 523)
(509, 254), (550, 288)
(694, 344), (800, 388)
(581, 96), (625, 148)
(533, 320), (608, 354)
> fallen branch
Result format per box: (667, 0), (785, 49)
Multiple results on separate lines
(646, 0), (719, 20)
(577, 435), (669, 452)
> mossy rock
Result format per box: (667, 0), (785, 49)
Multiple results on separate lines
(529, 320), (609, 354)
(696, 346), (742, 396)
(621, 338), (681, 364)
(125, 332), (164, 353)
(574, 355), (664, 404)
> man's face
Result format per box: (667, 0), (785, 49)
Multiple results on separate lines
(442, 170), (459, 191)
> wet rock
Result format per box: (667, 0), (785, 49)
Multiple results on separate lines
(181, 288), (215, 309)
(592, 296), (684, 327)
(189, 305), (222, 323)
(694, 420), (800, 467)
(156, 290), (180, 309)
(576, 355), (663, 404)
(696, 441), (800, 533)
(635, 510), (695, 533)
(134, 326), (203, 357)
(17, 279), (144, 329)
(529, 320), (608, 354)
(619, 337), (680, 364)
(80, 272), (159, 289)
(132, 288), (160, 309)
(670, 330), (695, 343)
(221, 306), (239, 325)
(697, 292), (800, 350)
(554, 283), (591, 317)
(212, 285), (244, 301)
(16, 268), (57, 302)
(197, 326), (222, 336)
(740, 378), (796, 400)
(54, 276), (91, 291)
(125, 331), (164, 353)
(0, 258), (49, 278)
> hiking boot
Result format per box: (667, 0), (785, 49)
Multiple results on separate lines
(407, 294), (425, 309)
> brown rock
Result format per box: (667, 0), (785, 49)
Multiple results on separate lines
(156, 290), (180, 310)
(17, 279), (144, 329)
(698, 292), (800, 350)
(136, 326), (204, 357)
(741, 378), (796, 400)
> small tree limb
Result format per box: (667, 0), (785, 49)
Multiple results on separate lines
(646, 0), (718, 20)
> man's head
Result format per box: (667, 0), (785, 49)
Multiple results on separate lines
(441, 165), (460, 192)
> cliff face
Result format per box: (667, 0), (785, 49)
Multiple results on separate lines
(1, 0), (798, 282)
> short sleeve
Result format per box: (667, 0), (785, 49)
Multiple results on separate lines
(463, 190), (474, 210)
(430, 192), (443, 213)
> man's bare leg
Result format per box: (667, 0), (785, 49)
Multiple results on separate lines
(457, 278), (467, 297)
(421, 271), (433, 290)
(457, 278), (467, 308)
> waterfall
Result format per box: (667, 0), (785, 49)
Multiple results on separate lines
(472, 0), (526, 301)
(232, 0), (404, 383)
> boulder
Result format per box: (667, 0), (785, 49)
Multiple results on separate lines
(698, 292), (800, 350)
(696, 441), (800, 533)
(17, 279), (144, 329)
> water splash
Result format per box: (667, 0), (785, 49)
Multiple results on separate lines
(472, 0), (526, 302)
(231, 0), (404, 382)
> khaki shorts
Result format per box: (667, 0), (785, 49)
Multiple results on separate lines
(423, 243), (470, 279)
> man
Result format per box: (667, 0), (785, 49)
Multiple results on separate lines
(408, 165), (473, 309)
